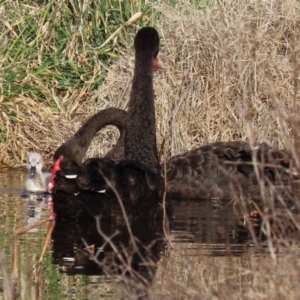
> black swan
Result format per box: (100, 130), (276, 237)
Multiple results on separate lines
(25, 152), (51, 192)
(49, 108), (299, 213)
(49, 108), (127, 219)
(49, 110), (297, 204)
(50, 27), (166, 220)
(52, 109), (299, 203)
(50, 28), (299, 217)
(74, 26), (164, 215)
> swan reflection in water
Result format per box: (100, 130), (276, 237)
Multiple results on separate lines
(21, 192), (51, 233)
(51, 201), (167, 299)
(50, 197), (253, 299)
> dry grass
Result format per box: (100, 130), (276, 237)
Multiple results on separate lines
(0, 0), (153, 167)
(154, 244), (300, 300)
(94, 0), (300, 158)
(2, 0), (300, 168)
(58, 0), (300, 162)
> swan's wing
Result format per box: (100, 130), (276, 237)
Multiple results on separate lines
(166, 141), (297, 199)
(75, 158), (116, 193)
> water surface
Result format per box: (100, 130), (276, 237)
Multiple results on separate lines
(0, 169), (275, 299)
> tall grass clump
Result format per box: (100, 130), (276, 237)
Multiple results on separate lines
(2, 0), (300, 168)
(154, 244), (300, 299)
(0, 0), (153, 166)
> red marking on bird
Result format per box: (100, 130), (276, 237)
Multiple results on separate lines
(153, 58), (159, 71)
(48, 156), (63, 192)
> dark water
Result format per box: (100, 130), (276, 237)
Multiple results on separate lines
(0, 169), (254, 299)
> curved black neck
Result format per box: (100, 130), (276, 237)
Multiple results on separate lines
(54, 108), (126, 162)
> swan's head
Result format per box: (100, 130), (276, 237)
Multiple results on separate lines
(134, 27), (160, 70)
(27, 152), (43, 175)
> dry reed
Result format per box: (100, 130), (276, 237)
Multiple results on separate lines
(93, 0), (300, 157)
(2, 0), (300, 168)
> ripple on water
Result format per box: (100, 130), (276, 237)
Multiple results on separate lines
(1, 169), (298, 299)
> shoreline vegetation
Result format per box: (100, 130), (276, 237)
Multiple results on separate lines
(0, 0), (155, 167)
(2, 0), (300, 168)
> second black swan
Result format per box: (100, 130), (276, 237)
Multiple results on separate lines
(50, 27), (166, 220)
(49, 108), (126, 219)
(50, 30), (299, 219)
